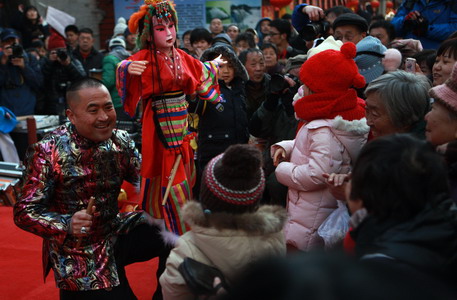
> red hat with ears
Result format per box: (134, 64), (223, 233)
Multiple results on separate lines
(295, 42), (366, 123)
(47, 28), (66, 50)
(299, 42), (366, 93)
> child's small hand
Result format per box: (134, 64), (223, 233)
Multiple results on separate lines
(128, 60), (148, 76)
(273, 147), (286, 167)
(323, 173), (351, 201)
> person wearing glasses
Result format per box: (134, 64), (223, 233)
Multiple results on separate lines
(269, 19), (305, 66)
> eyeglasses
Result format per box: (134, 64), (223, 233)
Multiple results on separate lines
(267, 32), (280, 36)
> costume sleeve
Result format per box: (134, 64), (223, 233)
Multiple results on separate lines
(197, 61), (221, 104)
(116, 59), (141, 117)
(13, 142), (70, 243)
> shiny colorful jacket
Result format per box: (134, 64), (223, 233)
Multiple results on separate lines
(14, 123), (149, 291)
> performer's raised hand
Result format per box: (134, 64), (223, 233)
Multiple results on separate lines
(212, 54), (227, 67)
(128, 60), (149, 76)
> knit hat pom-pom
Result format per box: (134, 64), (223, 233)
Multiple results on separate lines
(221, 144), (262, 178)
(341, 42), (357, 59)
(352, 73), (366, 89)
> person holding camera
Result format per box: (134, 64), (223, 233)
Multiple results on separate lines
(0, 28), (43, 117)
(391, 0), (457, 50)
(249, 55), (303, 207)
(41, 29), (86, 117)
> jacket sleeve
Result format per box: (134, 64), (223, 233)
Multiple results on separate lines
(102, 56), (117, 91)
(390, 4), (408, 37)
(13, 142), (71, 244)
(21, 54), (43, 91)
(249, 95), (279, 138)
(271, 140), (294, 161)
(159, 238), (197, 300)
(119, 131), (141, 186)
(66, 58), (87, 79)
(274, 127), (340, 192)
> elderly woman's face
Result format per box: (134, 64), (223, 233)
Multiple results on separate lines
(425, 101), (457, 146)
(365, 92), (401, 138)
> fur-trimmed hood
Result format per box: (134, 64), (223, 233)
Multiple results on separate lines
(182, 201), (287, 235)
(201, 45), (249, 82)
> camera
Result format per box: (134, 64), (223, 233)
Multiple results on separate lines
(9, 43), (24, 59)
(403, 15), (427, 33)
(270, 73), (299, 94)
(56, 49), (68, 61)
(299, 20), (330, 41)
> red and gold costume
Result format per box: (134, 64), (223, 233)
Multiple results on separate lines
(117, 1), (221, 235)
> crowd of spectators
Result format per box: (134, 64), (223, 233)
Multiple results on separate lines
(4, 0), (457, 298)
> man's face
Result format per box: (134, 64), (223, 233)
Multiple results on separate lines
(66, 31), (79, 47)
(152, 18), (176, 53)
(210, 18), (223, 35)
(78, 32), (94, 52)
(244, 52), (265, 83)
(226, 25), (239, 41)
(66, 86), (116, 143)
(192, 40), (210, 52)
(365, 92), (399, 138)
(1, 38), (20, 56)
(369, 27), (390, 47)
(334, 25), (366, 44)
(268, 27), (285, 47)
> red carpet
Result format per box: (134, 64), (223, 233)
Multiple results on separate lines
(0, 206), (159, 300)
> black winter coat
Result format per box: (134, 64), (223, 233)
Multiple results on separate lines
(195, 77), (249, 170)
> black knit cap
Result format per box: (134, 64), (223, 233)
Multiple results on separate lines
(199, 144), (265, 214)
(332, 13), (368, 33)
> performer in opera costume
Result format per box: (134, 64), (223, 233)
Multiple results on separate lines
(116, 0), (224, 237)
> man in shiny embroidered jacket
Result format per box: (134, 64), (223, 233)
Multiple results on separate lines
(13, 78), (168, 299)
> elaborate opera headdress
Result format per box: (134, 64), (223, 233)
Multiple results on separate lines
(128, 0), (178, 49)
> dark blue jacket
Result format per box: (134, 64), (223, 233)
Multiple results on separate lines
(0, 51), (43, 116)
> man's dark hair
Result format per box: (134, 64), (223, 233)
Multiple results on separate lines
(350, 134), (449, 222)
(235, 32), (256, 49)
(369, 20), (395, 42)
(190, 27), (212, 45)
(239, 48), (263, 65)
(325, 6), (352, 17)
(182, 30), (192, 40)
(65, 25), (79, 34)
(66, 77), (104, 106)
(261, 42), (279, 55)
(79, 28), (94, 36)
(270, 19), (291, 41)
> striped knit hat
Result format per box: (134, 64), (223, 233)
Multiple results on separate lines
(430, 62), (457, 113)
(200, 144), (265, 214)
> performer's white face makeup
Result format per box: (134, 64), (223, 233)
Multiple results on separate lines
(152, 17), (176, 53)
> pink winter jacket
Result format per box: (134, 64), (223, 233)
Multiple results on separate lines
(272, 116), (369, 251)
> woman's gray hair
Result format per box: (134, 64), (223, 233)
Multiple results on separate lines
(365, 70), (431, 129)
